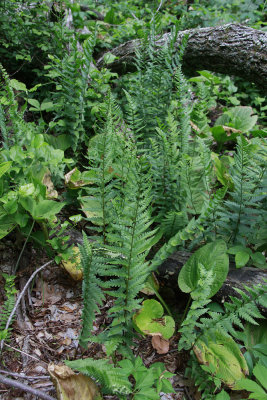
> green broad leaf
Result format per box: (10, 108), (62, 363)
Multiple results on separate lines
(238, 378), (267, 397)
(19, 196), (35, 214)
(69, 214), (83, 223)
(253, 363), (267, 390)
(178, 240), (229, 298)
(44, 134), (73, 151)
(31, 134), (44, 148)
(229, 96), (240, 106)
(32, 200), (65, 220)
(215, 390), (231, 400)
(3, 198), (17, 214)
(40, 101), (54, 111)
(159, 379), (175, 394)
(0, 161), (12, 178)
(211, 153), (233, 189)
(13, 212), (29, 228)
(228, 245), (252, 255)
(103, 52), (117, 64)
(197, 70), (221, 83)
(239, 321), (267, 351)
(0, 211), (16, 239)
(133, 299), (175, 340)
(253, 344), (267, 356)
(80, 196), (103, 225)
(194, 330), (249, 390)
(19, 183), (35, 197)
(28, 98), (40, 109)
(251, 252), (266, 266)
(141, 274), (159, 296)
(235, 251), (250, 268)
(215, 106), (257, 132)
(10, 79), (27, 92)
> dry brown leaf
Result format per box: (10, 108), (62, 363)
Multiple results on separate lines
(65, 168), (85, 189)
(222, 125), (242, 136)
(43, 171), (58, 199)
(151, 335), (169, 354)
(48, 363), (102, 400)
(62, 338), (72, 346)
(58, 313), (76, 322)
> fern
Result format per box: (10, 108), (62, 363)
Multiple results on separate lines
(0, 63), (37, 147)
(150, 187), (226, 271)
(179, 279), (267, 352)
(79, 233), (106, 348)
(104, 156), (157, 353)
(0, 274), (16, 342)
(80, 91), (119, 244)
(65, 357), (131, 395)
(49, 32), (96, 151)
(216, 136), (267, 245)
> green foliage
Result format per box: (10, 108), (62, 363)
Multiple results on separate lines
(238, 363), (267, 400)
(133, 299), (175, 339)
(178, 240), (229, 298)
(66, 356), (174, 399)
(236, 321), (267, 374)
(1, 1), (266, 398)
(79, 233), (106, 348)
(0, 274), (17, 342)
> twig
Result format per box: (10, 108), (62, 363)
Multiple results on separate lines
(0, 260), (53, 351)
(150, 0), (164, 23)
(14, 220), (35, 273)
(3, 343), (42, 362)
(0, 374), (56, 400)
(130, 11), (139, 20)
(0, 369), (49, 381)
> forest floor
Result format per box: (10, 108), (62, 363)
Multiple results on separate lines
(0, 236), (195, 400)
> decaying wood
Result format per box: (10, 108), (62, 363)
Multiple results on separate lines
(97, 23), (267, 89)
(157, 251), (267, 314)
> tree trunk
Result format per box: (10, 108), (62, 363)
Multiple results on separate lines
(97, 23), (267, 89)
(157, 251), (267, 315)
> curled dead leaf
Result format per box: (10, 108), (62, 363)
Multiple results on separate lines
(48, 363), (102, 400)
(65, 168), (85, 189)
(43, 171), (58, 199)
(151, 335), (170, 354)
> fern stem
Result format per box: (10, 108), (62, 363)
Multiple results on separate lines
(14, 220), (35, 273)
(179, 296), (192, 328)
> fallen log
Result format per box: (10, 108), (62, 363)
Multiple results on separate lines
(157, 251), (267, 315)
(97, 23), (267, 89)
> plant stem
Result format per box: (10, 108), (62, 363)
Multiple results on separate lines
(14, 220), (35, 273)
(179, 296), (192, 328)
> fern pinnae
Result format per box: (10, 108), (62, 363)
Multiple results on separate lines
(79, 233), (106, 348)
(105, 158), (156, 349)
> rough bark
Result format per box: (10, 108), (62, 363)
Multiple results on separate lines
(97, 23), (267, 89)
(157, 251), (267, 315)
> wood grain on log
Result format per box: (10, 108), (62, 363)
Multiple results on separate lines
(97, 24), (267, 89)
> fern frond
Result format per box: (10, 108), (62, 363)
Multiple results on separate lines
(79, 233), (106, 348)
(65, 357), (131, 395)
